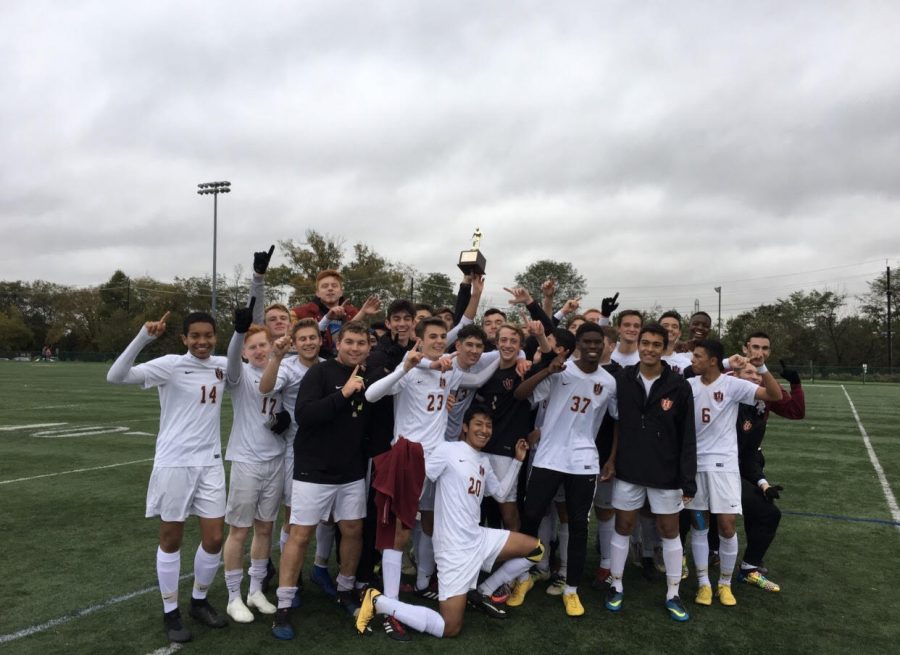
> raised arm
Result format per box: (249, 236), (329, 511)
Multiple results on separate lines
(514, 352), (565, 400)
(249, 245), (275, 325)
(106, 311), (169, 385)
(259, 335), (291, 395)
(488, 439), (527, 498)
(227, 298), (256, 384)
(365, 342), (424, 402)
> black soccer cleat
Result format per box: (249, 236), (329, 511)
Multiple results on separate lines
(189, 598), (228, 628)
(262, 558), (277, 594)
(467, 590), (508, 619)
(163, 608), (193, 643)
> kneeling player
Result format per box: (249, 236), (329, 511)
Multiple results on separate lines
(356, 406), (542, 638)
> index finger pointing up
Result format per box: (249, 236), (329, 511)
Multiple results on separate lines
(159, 310), (171, 323)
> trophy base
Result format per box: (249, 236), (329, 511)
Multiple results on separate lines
(458, 250), (486, 276)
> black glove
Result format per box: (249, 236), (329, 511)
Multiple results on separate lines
(779, 359), (801, 386)
(601, 292), (620, 317)
(253, 245), (275, 275)
(269, 409), (291, 435)
(234, 297), (256, 334)
(763, 484), (783, 501)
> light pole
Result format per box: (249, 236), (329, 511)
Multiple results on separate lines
(197, 181), (231, 314)
(714, 286), (722, 336)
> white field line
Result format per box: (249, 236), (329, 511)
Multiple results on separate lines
(0, 575), (190, 645)
(0, 422), (67, 431)
(146, 644), (183, 655)
(841, 385), (900, 534)
(0, 458), (153, 485)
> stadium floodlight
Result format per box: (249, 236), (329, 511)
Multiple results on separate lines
(196, 180), (232, 314)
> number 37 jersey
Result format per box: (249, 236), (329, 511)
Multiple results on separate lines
(135, 353), (232, 468)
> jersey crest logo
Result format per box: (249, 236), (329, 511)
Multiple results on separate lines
(743, 419), (753, 432)
(661, 398), (673, 411)
(713, 391), (724, 402)
(215, 367), (224, 381)
(593, 383), (604, 395)
(439, 377), (447, 389)
(502, 377), (514, 391)
(479, 465), (484, 476)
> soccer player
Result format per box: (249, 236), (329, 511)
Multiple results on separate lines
(604, 324), (697, 622)
(686, 339), (782, 607)
(221, 312), (285, 623)
(355, 406), (542, 638)
(610, 310), (643, 366)
(482, 308), (507, 347)
(107, 311), (231, 643)
(271, 323), (374, 639)
(512, 322), (618, 616)
(659, 310), (693, 375)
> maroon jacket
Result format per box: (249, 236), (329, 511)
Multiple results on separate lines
(765, 383), (805, 420)
(292, 295), (359, 356)
(372, 437), (425, 550)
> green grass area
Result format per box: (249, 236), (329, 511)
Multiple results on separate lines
(1, 363), (899, 654)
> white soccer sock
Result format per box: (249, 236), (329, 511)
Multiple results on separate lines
(691, 528), (710, 587)
(224, 568), (243, 603)
(718, 534), (738, 586)
(415, 533), (435, 590)
(192, 545), (221, 600)
(477, 558), (532, 596)
(598, 516), (615, 569)
(336, 573), (355, 592)
(609, 531), (630, 593)
(248, 558), (267, 595)
(639, 515), (659, 557)
(156, 547), (180, 613)
(382, 549), (403, 599)
(279, 527), (289, 554)
(557, 523), (569, 577)
(276, 585), (297, 610)
(315, 523), (336, 567)
(661, 537), (683, 600)
(537, 514), (555, 572)
(375, 595), (445, 638)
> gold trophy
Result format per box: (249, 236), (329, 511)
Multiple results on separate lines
(457, 227), (486, 275)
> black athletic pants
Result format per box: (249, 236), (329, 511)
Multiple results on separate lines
(741, 479), (781, 566)
(521, 467), (596, 588)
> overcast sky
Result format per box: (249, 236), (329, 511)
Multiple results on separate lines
(2, 1), (898, 318)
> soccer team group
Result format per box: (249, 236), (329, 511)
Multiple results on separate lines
(107, 246), (805, 645)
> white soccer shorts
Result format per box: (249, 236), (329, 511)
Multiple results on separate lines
(593, 479), (613, 509)
(435, 527), (509, 600)
(684, 471), (742, 515)
(290, 479), (366, 526)
(612, 479), (684, 515)
(225, 459), (284, 527)
(146, 464), (226, 522)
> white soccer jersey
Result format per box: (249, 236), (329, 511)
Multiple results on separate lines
(530, 365), (618, 475)
(133, 353), (230, 467)
(392, 365), (464, 455)
(662, 352), (693, 376)
(444, 351), (501, 441)
(610, 345), (639, 367)
(265, 357), (320, 443)
(689, 374), (759, 472)
(226, 362), (286, 463)
(426, 440), (518, 554)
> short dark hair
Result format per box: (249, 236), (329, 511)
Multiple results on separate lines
(435, 307), (453, 317)
(659, 310), (682, 323)
(600, 325), (618, 342)
(386, 299), (415, 319)
(337, 322), (370, 342)
(183, 312), (216, 335)
(690, 311), (712, 323)
(463, 403), (492, 425)
(457, 324), (487, 344)
(415, 316), (447, 338)
(639, 323), (669, 349)
(696, 338), (725, 370)
(552, 328), (576, 354)
(483, 308), (507, 320)
(575, 322), (604, 341)
(745, 331), (770, 344)
(616, 309), (643, 326)
(414, 303), (434, 316)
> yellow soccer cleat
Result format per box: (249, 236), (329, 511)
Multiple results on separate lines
(562, 592), (585, 617)
(356, 587), (381, 634)
(506, 577), (534, 607)
(695, 584), (712, 606)
(716, 584), (737, 606)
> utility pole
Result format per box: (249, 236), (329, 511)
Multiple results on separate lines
(714, 286), (722, 336)
(887, 264), (893, 373)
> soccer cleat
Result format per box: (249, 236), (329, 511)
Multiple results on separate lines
(271, 608), (295, 640)
(545, 572), (566, 596)
(226, 598), (254, 623)
(530, 566), (551, 583)
(163, 608), (193, 643)
(382, 615), (412, 641)
(413, 581), (440, 602)
(189, 598), (228, 628)
(665, 596), (690, 622)
(605, 587), (623, 612)
(467, 590), (508, 619)
(311, 564), (338, 598)
(641, 557), (658, 582)
(338, 589), (362, 618)
(738, 569), (781, 592)
(247, 590), (277, 615)
(562, 592), (585, 617)
(695, 584), (712, 606)
(526, 540), (545, 563)
(716, 584), (737, 606)
(506, 577), (534, 607)
(355, 587), (380, 634)
(262, 558), (277, 594)
(490, 582), (512, 604)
